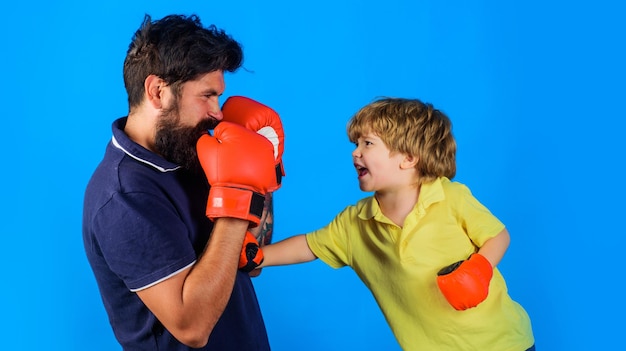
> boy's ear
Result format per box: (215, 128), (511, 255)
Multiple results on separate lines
(400, 155), (418, 169)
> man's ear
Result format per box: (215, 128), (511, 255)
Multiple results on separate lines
(400, 154), (418, 170)
(144, 75), (165, 109)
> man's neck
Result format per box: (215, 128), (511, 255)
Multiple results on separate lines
(125, 110), (158, 152)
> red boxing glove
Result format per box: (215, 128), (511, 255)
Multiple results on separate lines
(222, 96), (285, 191)
(436, 253), (493, 311)
(239, 231), (264, 272)
(197, 122), (275, 226)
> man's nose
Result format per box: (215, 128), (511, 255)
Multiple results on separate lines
(209, 108), (223, 121)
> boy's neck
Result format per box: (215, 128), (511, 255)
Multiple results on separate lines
(375, 185), (420, 227)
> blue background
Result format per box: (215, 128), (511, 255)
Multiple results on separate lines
(2, 1), (624, 350)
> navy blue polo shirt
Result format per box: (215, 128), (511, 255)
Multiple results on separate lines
(82, 117), (270, 350)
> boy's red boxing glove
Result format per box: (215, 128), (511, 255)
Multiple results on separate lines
(222, 96), (285, 191)
(239, 232), (264, 272)
(197, 121), (275, 226)
(436, 253), (493, 311)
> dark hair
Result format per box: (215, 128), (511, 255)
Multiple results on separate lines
(123, 14), (243, 109)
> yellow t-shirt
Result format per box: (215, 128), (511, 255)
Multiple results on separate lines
(306, 177), (534, 351)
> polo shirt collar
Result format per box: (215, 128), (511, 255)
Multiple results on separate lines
(111, 117), (181, 173)
(414, 177), (446, 216)
(356, 177), (447, 221)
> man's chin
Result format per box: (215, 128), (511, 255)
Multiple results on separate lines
(154, 118), (216, 175)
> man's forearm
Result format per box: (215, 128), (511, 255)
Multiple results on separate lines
(249, 193), (274, 246)
(168, 217), (249, 346)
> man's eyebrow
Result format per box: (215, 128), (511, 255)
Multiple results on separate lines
(201, 88), (220, 96)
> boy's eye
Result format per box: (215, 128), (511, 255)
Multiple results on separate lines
(354, 138), (373, 148)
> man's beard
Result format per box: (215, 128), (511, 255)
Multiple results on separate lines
(154, 102), (219, 175)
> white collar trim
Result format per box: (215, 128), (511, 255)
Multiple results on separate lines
(111, 135), (181, 173)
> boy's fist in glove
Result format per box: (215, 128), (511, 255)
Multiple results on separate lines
(436, 253), (493, 311)
(239, 232), (264, 273)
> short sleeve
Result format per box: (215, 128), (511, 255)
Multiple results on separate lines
(305, 206), (356, 269)
(455, 184), (505, 247)
(92, 191), (197, 291)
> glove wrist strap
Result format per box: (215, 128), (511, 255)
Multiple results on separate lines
(206, 187), (265, 226)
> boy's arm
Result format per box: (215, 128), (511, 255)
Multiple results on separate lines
(436, 228), (510, 311)
(258, 234), (317, 268)
(477, 228), (510, 267)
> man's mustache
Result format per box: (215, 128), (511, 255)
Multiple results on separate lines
(194, 118), (220, 136)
